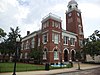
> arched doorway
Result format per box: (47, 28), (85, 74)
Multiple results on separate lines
(71, 50), (75, 61)
(64, 50), (68, 62)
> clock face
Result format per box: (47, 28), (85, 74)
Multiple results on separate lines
(77, 13), (80, 16)
(68, 13), (72, 17)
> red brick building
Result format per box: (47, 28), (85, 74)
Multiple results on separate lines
(20, 0), (84, 64)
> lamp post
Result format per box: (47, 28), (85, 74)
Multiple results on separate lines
(12, 36), (20, 75)
(76, 59), (80, 70)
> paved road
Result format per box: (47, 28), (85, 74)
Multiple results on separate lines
(54, 67), (100, 75)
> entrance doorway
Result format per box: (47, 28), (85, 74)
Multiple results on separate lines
(64, 50), (68, 62)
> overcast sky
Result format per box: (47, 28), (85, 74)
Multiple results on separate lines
(0, 0), (100, 38)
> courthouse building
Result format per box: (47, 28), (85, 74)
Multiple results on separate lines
(20, 0), (84, 64)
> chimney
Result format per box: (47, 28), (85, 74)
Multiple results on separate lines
(27, 31), (30, 35)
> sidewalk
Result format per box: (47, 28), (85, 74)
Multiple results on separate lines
(0, 63), (100, 75)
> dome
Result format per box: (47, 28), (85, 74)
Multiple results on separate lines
(68, 0), (77, 5)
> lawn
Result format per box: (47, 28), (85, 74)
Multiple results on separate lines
(0, 62), (72, 73)
(0, 62), (45, 73)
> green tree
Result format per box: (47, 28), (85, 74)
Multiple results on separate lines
(0, 28), (6, 38)
(30, 46), (43, 64)
(82, 30), (100, 60)
(7, 27), (21, 52)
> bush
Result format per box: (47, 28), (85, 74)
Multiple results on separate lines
(66, 63), (73, 68)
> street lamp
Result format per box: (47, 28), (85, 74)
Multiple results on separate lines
(12, 36), (20, 75)
(76, 59), (80, 70)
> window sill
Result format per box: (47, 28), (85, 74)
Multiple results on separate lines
(43, 58), (47, 60)
(63, 44), (68, 45)
(70, 45), (75, 46)
(54, 58), (59, 60)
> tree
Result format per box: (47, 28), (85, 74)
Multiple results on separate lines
(0, 28), (6, 38)
(30, 46), (43, 64)
(82, 30), (100, 60)
(6, 26), (21, 59)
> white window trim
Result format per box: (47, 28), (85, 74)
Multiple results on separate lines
(38, 38), (40, 46)
(70, 38), (75, 46)
(43, 49), (47, 60)
(54, 50), (59, 60)
(31, 38), (35, 48)
(63, 36), (69, 45)
(42, 33), (48, 44)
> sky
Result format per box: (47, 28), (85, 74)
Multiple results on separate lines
(0, 0), (100, 38)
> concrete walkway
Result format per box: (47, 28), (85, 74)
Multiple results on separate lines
(0, 63), (100, 75)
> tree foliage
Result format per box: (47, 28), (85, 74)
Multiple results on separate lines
(30, 46), (43, 64)
(7, 27), (21, 53)
(0, 28), (6, 38)
(82, 30), (100, 59)
(0, 27), (21, 56)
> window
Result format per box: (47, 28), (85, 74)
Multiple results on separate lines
(79, 40), (83, 47)
(52, 21), (55, 27)
(43, 49), (47, 59)
(43, 34), (47, 44)
(38, 38), (40, 46)
(26, 41), (29, 49)
(54, 50), (59, 60)
(64, 36), (69, 45)
(70, 38), (75, 45)
(77, 18), (80, 23)
(25, 53), (28, 59)
(21, 43), (24, 50)
(77, 13), (80, 16)
(54, 34), (59, 44)
(47, 21), (49, 27)
(58, 23), (60, 29)
(20, 53), (23, 59)
(69, 5), (72, 9)
(31, 38), (35, 48)
(78, 25), (83, 34)
(52, 33), (59, 44)
(55, 22), (58, 28)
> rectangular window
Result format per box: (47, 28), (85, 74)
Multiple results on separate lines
(43, 50), (47, 59)
(79, 40), (83, 47)
(26, 41), (29, 49)
(52, 21), (55, 27)
(31, 38), (35, 48)
(25, 53), (28, 59)
(54, 34), (59, 44)
(54, 50), (59, 60)
(70, 38), (75, 45)
(64, 36), (69, 45)
(38, 38), (40, 46)
(43, 34), (47, 44)
(21, 43), (24, 50)
(52, 33), (59, 44)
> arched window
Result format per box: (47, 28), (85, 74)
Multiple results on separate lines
(54, 49), (59, 60)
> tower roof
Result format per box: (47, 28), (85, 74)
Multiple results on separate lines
(68, 0), (78, 5)
(41, 13), (62, 23)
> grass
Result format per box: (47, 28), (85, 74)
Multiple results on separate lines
(0, 62), (73, 73)
(0, 62), (45, 73)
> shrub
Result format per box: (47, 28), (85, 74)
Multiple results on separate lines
(66, 63), (73, 68)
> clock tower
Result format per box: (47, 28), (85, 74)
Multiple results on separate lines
(66, 0), (84, 49)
